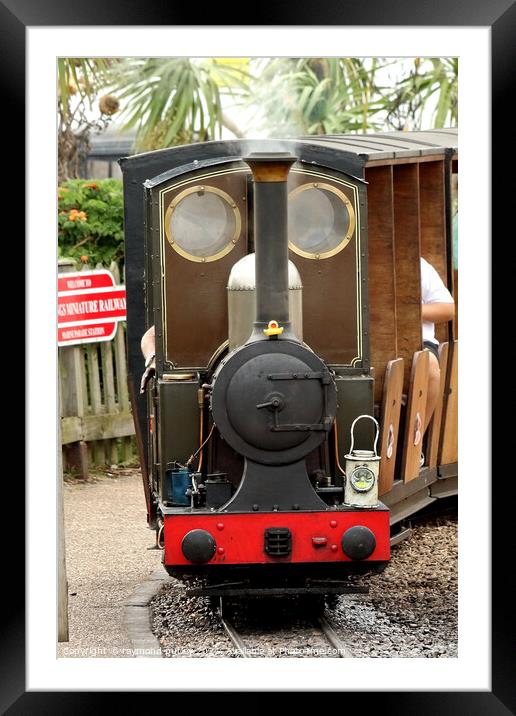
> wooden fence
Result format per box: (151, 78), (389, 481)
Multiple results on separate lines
(59, 259), (136, 474)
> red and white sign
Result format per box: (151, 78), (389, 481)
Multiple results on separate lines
(58, 269), (127, 346)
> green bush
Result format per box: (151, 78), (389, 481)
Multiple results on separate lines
(58, 178), (124, 268)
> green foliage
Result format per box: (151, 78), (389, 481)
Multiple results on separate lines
(107, 57), (249, 150)
(58, 179), (124, 268)
(240, 57), (458, 138)
(58, 58), (120, 182)
(241, 58), (387, 137)
(57, 58), (113, 115)
(380, 58), (458, 130)
(57, 56), (457, 166)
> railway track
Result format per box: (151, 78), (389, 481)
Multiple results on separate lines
(217, 598), (353, 658)
(151, 505), (457, 659)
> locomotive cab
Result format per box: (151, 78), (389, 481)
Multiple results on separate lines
(120, 129), (458, 595)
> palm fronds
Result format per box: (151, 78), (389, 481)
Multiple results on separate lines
(108, 58), (250, 150)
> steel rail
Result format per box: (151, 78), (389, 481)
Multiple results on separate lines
(316, 616), (353, 658)
(218, 598), (353, 658)
(217, 599), (250, 658)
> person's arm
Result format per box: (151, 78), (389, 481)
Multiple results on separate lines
(140, 325), (156, 394)
(140, 325), (156, 365)
(421, 302), (455, 324)
(420, 258), (455, 325)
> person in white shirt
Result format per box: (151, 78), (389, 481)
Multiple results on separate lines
(420, 257), (455, 435)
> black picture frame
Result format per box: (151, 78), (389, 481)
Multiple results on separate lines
(8, 0), (511, 711)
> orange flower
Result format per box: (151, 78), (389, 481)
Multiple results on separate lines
(84, 182), (98, 190)
(67, 208), (87, 222)
(68, 209), (88, 222)
(80, 255), (89, 263)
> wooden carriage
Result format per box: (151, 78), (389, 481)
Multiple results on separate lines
(360, 129), (458, 522)
(121, 128), (458, 530)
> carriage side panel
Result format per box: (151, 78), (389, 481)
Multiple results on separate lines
(366, 164), (397, 403)
(392, 163), (422, 391)
(419, 160), (448, 344)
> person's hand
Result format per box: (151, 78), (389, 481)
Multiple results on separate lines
(140, 356), (156, 394)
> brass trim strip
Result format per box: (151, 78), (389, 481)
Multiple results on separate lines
(163, 184), (242, 263)
(247, 163), (292, 182)
(161, 373), (196, 381)
(287, 181), (356, 260)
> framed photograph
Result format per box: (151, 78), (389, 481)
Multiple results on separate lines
(9, 0), (508, 708)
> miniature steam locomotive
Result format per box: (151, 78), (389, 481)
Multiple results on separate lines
(120, 129), (458, 598)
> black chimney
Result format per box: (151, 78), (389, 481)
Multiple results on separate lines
(243, 152), (297, 338)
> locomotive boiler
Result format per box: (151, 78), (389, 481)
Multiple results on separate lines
(120, 129), (458, 599)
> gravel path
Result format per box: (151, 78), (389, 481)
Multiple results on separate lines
(329, 515), (458, 657)
(152, 589), (340, 658)
(58, 468), (162, 658)
(58, 468), (457, 659)
(152, 513), (457, 658)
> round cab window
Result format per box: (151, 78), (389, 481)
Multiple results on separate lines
(165, 186), (241, 262)
(288, 183), (355, 259)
